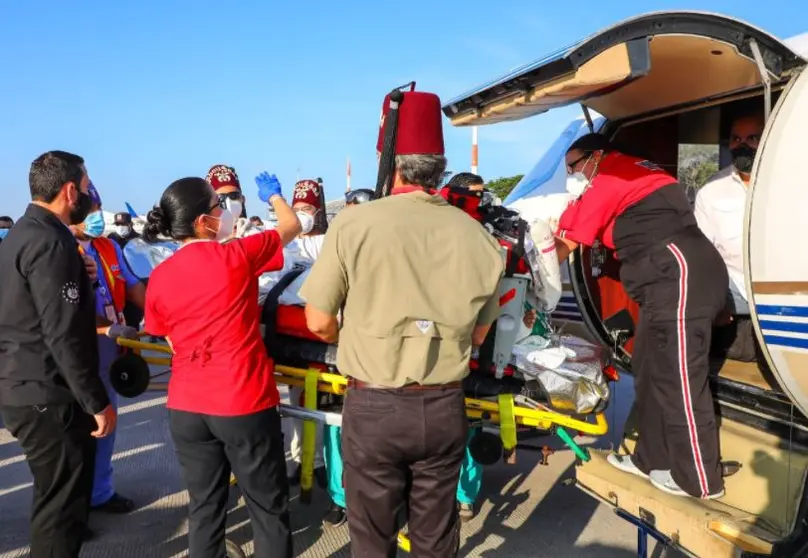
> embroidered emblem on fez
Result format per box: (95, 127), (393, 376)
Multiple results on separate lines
(61, 282), (80, 304)
(293, 181), (319, 200)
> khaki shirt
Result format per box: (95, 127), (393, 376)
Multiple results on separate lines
(299, 191), (504, 387)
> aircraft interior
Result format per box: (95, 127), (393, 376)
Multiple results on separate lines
(572, 91), (808, 553)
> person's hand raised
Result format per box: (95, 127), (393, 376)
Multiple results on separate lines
(256, 172), (283, 203)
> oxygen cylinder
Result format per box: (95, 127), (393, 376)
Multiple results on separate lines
(527, 217), (562, 312)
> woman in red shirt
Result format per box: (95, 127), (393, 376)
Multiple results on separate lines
(143, 176), (300, 558)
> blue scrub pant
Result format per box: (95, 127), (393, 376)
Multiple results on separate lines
(324, 424), (482, 509)
(91, 355), (118, 507)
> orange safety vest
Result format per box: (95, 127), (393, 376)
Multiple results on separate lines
(81, 237), (128, 324)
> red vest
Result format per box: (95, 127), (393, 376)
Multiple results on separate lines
(91, 237), (128, 324)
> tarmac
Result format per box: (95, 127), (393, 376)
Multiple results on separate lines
(0, 377), (678, 557)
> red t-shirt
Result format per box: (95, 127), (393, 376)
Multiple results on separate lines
(556, 152), (677, 250)
(145, 231), (285, 416)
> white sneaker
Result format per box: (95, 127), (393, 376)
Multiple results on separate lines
(649, 470), (725, 500)
(606, 453), (649, 479)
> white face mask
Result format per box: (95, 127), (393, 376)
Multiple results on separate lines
(205, 209), (235, 242)
(225, 199), (243, 219)
(115, 225), (131, 237)
(296, 211), (315, 235)
(565, 172), (590, 198)
(565, 153), (595, 198)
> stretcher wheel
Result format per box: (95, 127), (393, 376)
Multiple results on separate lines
(468, 431), (503, 466)
(109, 353), (151, 398)
(225, 539), (246, 558)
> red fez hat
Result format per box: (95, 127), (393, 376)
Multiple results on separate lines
(206, 164), (241, 191)
(376, 90), (445, 156)
(292, 179), (323, 209)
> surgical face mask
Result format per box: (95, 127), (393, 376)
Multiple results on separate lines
(205, 209), (235, 242)
(731, 144), (757, 174)
(83, 210), (106, 238)
(296, 211), (315, 235)
(225, 198), (243, 219)
(565, 172), (590, 198)
(0, 229), (8, 240)
(565, 154), (594, 198)
(115, 225), (132, 237)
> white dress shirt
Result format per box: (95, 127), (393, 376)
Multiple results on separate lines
(694, 165), (748, 302)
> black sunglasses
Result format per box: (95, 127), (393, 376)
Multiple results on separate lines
(207, 197), (225, 213)
(346, 189), (375, 205)
(218, 191), (243, 204)
(566, 153), (592, 174)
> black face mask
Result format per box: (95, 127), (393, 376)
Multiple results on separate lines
(68, 189), (93, 225)
(731, 144), (757, 174)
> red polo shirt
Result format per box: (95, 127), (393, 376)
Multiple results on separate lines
(556, 152), (677, 250)
(145, 231), (285, 416)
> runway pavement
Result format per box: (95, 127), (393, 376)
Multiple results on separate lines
(0, 378), (678, 557)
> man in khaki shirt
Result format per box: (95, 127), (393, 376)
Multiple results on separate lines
(300, 88), (504, 557)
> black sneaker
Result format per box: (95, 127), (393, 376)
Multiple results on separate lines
(91, 493), (135, 514)
(322, 503), (347, 528)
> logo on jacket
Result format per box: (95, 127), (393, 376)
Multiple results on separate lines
(415, 320), (433, 334)
(61, 282), (80, 304)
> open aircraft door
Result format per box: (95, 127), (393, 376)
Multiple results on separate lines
(444, 10), (808, 557)
(748, 66), (808, 419)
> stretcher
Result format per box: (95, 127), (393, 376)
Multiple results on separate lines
(114, 329), (609, 554)
(113, 187), (614, 554)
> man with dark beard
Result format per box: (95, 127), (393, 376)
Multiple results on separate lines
(695, 111), (765, 361)
(0, 151), (115, 557)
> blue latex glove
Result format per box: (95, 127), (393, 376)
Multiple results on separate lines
(256, 172), (283, 203)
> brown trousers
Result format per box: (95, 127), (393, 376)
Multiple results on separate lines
(342, 386), (468, 558)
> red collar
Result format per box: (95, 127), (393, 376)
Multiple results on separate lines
(390, 186), (436, 196)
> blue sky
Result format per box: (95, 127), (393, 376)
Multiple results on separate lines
(1, 0), (806, 219)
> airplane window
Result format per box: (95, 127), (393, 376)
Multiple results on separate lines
(678, 144), (719, 203)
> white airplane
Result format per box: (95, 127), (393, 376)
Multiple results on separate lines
(443, 12), (808, 558)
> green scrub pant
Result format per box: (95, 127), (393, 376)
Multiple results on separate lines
(324, 424), (482, 508)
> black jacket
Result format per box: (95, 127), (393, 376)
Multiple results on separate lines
(108, 231), (139, 248)
(0, 204), (109, 414)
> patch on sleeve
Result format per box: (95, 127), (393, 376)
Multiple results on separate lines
(635, 160), (664, 172)
(415, 320), (433, 334)
(61, 281), (80, 304)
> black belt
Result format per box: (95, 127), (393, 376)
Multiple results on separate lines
(347, 378), (462, 391)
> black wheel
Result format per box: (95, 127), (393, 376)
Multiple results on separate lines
(225, 539), (246, 558)
(109, 353), (151, 398)
(468, 430), (503, 465)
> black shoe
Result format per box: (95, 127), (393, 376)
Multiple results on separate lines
(322, 503), (347, 528)
(91, 493), (135, 514)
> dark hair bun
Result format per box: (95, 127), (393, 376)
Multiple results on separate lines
(143, 206), (171, 242)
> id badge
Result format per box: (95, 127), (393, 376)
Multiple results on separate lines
(104, 304), (119, 324)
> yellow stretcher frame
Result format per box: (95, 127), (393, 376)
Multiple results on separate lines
(118, 336), (609, 553)
(122, 336), (608, 435)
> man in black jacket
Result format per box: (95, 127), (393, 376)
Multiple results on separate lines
(0, 150), (116, 558)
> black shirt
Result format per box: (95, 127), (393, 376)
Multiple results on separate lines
(612, 183), (699, 262)
(108, 231), (139, 248)
(0, 204), (109, 414)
